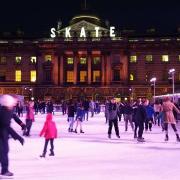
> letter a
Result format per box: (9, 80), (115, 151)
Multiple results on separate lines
(80, 27), (86, 38)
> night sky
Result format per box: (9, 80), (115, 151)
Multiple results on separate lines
(0, 0), (180, 36)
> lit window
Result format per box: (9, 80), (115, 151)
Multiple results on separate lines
(67, 71), (74, 82)
(31, 56), (37, 64)
(93, 57), (101, 64)
(178, 55), (180, 61)
(130, 74), (134, 81)
(162, 55), (169, 62)
(80, 71), (87, 82)
(30, 70), (36, 82)
(67, 57), (73, 64)
(0, 56), (7, 64)
(93, 71), (100, 82)
(15, 56), (21, 64)
(80, 57), (87, 64)
(130, 56), (137, 63)
(145, 55), (153, 62)
(45, 55), (52, 61)
(15, 70), (21, 82)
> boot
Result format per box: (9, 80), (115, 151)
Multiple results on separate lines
(176, 134), (180, 142)
(1, 171), (14, 176)
(137, 137), (145, 142)
(74, 129), (77, 133)
(116, 135), (120, 138)
(80, 130), (84, 133)
(49, 152), (55, 156)
(165, 134), (169, 141)
(40, 152), (46, 158)
(134, 134), (137, 139)
(108, 134), (111, 139)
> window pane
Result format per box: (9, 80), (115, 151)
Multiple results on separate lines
(93, 71), (100, 82)
(130, 74), (134, 81)
(179, 55), (180, 61)
(45, 55), (52, 61)
(67, 57), (73, 64)
(67, 71), (74, 82)
(31, 56), (37, 63)
(130, 56), (137, 63)
(0, 56), (7, 64)
(80, 71), (87, 82)
(93, 57), (101, 64)
(30, 70), (36, 82)
(16, 56), (21, 64)
(80, 57), (87, 64)
(162, 55), (169, 62)
(15, 70), (21, 82)
(145, 55), (153, 62)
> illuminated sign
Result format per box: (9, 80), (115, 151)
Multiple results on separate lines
(50, 26), (116, 38)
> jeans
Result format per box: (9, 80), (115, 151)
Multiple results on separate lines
(42, 139), (54, 155)
(108, 118), (119, 136)
(68, 117), (74, 130)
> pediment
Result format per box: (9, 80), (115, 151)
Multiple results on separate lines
(58, 20), (109, 33)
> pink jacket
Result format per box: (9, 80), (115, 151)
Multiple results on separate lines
(40, 114), (57, 139)
(26, 105), (35, 121)
(162, 101), (180, 124)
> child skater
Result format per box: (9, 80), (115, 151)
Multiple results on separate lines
(39, 113), (57, 158)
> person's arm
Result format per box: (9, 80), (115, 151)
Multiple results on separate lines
(12, 113), (26, 130)
(8, 127), (24, 145)
(173, 104), (180, 114)
(40, 122), (47, 137)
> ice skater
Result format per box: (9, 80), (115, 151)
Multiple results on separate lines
(134, 99), (147, 142)
(67, 99), (76, 132)
(23, 101), (35, 136)
(162, 97), (180, 142)
(107, 97), (120, 139)
(74, 104), (85, 133)
(39, 113), (57, 158)
(0, 95), (24, 177)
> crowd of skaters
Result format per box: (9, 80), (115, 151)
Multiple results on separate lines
(1, 94), (180, 177)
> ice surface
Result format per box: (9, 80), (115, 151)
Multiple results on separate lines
(1, 112), (180, 180)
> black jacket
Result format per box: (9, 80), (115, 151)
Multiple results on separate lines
(0, 106), (24, 143)
(134, 105), (147, 123)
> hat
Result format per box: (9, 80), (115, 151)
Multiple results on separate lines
(0, 95), (17, 107)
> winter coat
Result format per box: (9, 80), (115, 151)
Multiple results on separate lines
(40, 114), (57, 139)
(134, 105), (147, 124)
(76, 107), (85, 121)
(26, 104), (34, 121)
(68, 105), (75, 117)
(123, 104), (133, 115)
(145, 105), (155, 118)
(162, 101), (180, 124)
(0, 106), (23, 141)
(46, 102), (54, 113)
(107, 103), (118, 120)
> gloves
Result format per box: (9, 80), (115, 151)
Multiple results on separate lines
(21, 123), (26, 130)
(19, 137), (25, 146)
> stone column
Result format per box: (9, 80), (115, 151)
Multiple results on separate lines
(58, 56), (60, 85)
(101, 54), (105, 86)
(120, 51), (128, 83)
(53, 55), (58, 85)
(105, 52), (111, 86)
(73, 52), (78, 85)
(60, 54), (64, 85)
(88, 51), (92, 85)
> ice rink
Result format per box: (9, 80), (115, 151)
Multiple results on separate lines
(1, 112), (180, 180)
